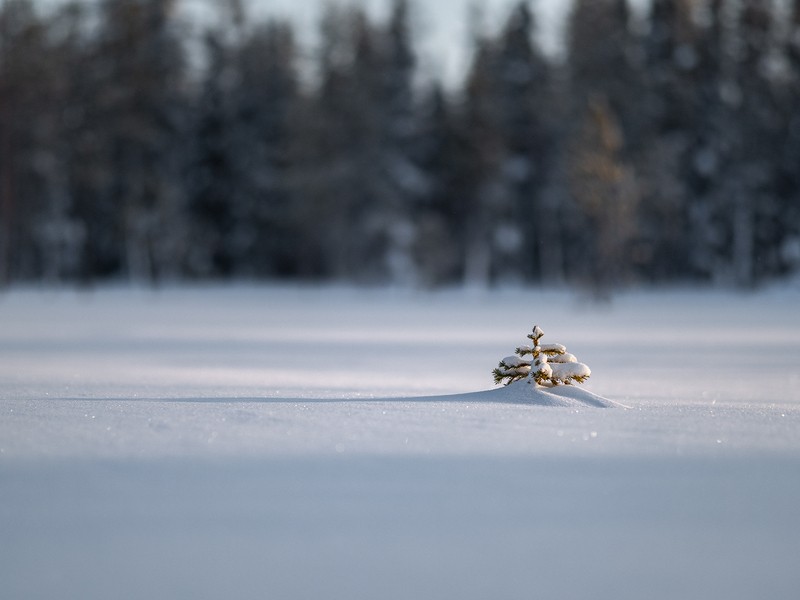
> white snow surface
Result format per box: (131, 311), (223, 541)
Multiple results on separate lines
(2, 284), (800, 600)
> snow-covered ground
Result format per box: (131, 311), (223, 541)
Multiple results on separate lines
(1, 284), (799, 599)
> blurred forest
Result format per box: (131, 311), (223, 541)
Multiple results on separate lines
(1, 0), (800, 290)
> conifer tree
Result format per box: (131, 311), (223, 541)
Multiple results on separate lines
(633, 0), (698, 281)
(372, 0), (426, 284)
(0, 0), (51, 281)
(777, 0), (800, 276)
(495, 2), (554, 283)
(296, 5), (384, 280)
(413, 84), (464, 286)
(565, 0), (641, 294)
(88, 0), (190, 281)
(186, 28), (241, 277)
(0, 0), (87, 282)
(689, 0), (784, 286)
(293, 3), (423, 283)
(234, 19), (301, 277)
(459, 34), (508, 286)
(493, 325), (591, 387)
(565, 95), (638, 295)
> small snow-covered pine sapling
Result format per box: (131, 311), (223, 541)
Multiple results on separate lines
(492, 325), (591, 386)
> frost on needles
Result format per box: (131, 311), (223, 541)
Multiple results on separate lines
(493, 325), (591, 387)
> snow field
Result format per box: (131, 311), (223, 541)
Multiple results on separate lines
(1, 284), (799, 599)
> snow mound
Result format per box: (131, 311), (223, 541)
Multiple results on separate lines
(416, 381), (617, 408)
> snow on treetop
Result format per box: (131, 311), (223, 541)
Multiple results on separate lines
(540, 343), (566, 355)
(498, 364), (531, 376)
(548, 352), (577, 363)
(550, 362), (591, 381)
(502, 356), (528, 368)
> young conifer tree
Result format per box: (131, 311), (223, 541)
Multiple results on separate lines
(493, 325), (591, 386)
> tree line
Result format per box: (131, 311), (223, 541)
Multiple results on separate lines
(1, 0), (799, 290)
